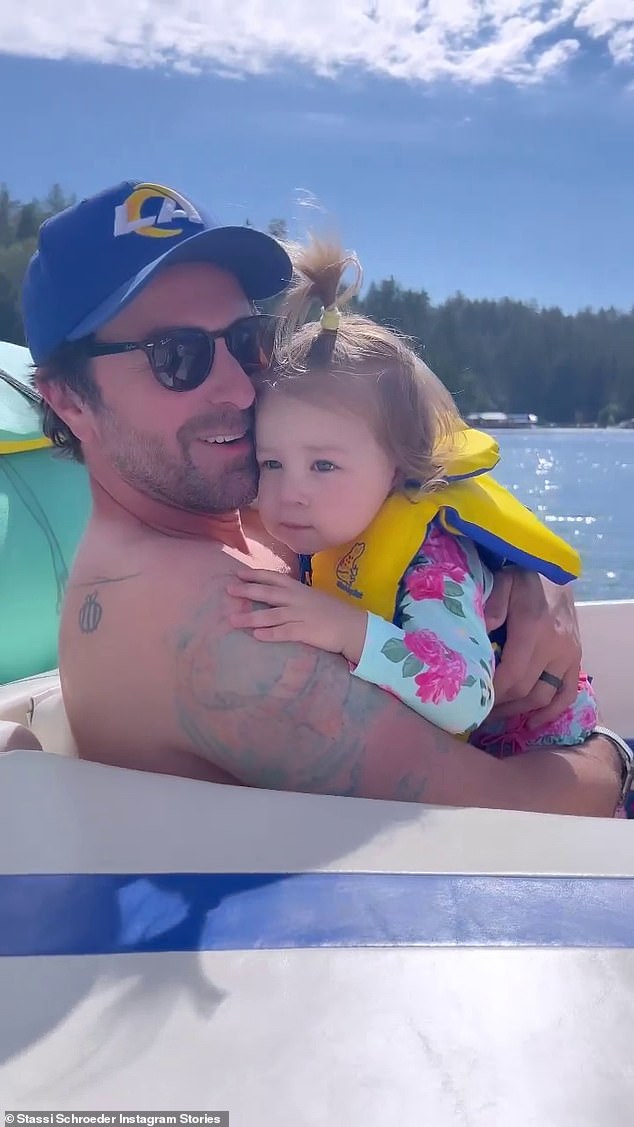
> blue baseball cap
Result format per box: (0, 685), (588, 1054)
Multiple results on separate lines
(22, 180), (293, 365)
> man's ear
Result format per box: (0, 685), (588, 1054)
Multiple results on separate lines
(34, 375), (95, 443)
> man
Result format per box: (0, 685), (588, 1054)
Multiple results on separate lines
(19, 180), (626, 814)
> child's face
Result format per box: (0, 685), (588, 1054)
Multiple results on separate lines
(255, 391), (397, 554)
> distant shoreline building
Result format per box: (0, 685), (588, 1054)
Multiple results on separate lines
(466, 411), (538, 429)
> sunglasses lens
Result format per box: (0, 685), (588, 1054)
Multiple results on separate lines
(151, 333), (212, 391)
(227, 317), (275, 375)
(147, 318), (274, 391)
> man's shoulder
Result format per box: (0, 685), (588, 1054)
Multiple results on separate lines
(62, 516), (297, 697)
(71, 524), (247, 588)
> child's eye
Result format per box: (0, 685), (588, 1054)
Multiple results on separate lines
(312, 460), (337, 473)
(259, 459), (283, 470)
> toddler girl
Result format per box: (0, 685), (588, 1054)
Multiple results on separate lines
(230, 238), (598, 756)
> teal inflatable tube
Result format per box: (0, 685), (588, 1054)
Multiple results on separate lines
(0, 341), (91, 683)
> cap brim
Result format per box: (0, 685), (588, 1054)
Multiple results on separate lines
(68, 225), (292, 341)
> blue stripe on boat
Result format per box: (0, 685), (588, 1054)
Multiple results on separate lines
(1, 872), (633, 955)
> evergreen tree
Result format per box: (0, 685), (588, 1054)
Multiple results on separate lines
(1, 190), (633, 424)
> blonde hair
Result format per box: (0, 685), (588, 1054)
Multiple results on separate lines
(260, 235), (463, 495)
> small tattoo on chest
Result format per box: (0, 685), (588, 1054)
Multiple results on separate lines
(79, 591), (103, 634)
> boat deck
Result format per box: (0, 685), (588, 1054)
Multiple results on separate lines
(1, 600), (633, 1124)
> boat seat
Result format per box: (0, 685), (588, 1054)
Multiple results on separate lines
(0, 671), (77, 757)
(0, 601), (632, 765)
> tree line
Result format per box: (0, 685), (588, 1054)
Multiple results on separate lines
(2, 188), (633, 425)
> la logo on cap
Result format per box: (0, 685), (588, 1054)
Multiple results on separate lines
(113, 182), (204, 239)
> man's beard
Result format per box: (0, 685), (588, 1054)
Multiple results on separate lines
(100, 406), (259, 513)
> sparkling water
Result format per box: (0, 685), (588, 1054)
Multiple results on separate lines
(492, 429), (634, 602)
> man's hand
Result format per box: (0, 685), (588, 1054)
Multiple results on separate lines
(227, 568), (369, 664)
(485, 568), (582, 727)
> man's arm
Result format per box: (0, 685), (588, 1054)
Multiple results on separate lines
(171, 578), (621, 817)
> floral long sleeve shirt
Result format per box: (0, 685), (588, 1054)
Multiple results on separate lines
(350, 520), (496, 737)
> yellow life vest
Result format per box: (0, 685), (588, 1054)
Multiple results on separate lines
(310, 427), (581, 622)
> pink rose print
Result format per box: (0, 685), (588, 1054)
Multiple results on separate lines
(423, 524), (468, 582)
(529, 687), (598, 742)
(406, 565), (446, 602)
(577, 702), (599, 729)
(529, 706), (575, 741)
(473, 583), (486, 622)
(415, 667), (464, 706)
(405, 629), (468, 705)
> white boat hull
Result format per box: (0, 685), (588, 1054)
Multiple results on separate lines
(1, 599), (632, 1123)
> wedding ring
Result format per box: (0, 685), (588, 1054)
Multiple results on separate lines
(538, 670), (564, 691)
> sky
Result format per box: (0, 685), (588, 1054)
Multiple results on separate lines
(2, 1), (634, 313)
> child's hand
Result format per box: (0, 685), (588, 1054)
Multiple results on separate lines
(227, 568), (368, 664)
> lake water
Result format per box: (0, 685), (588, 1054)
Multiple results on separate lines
(491, 429), (634, 602)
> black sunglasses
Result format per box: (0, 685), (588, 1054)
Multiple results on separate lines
(86, 314), (276, 392)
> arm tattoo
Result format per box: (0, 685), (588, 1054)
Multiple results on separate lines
(78, 591), (103, 634)
(171, 582), (452, 801)
(75, 573), (142, 634)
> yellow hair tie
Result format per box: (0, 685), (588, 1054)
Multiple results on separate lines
(320, 305), (341, 332)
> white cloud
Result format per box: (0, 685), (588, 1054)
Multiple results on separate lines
(574, 0), (634, 61)
(0, 1), (632, 85)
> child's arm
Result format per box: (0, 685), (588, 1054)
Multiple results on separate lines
(226, 523), (496, 737)
(350, 525), (496, 736)
(227, 568), (371, 663)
